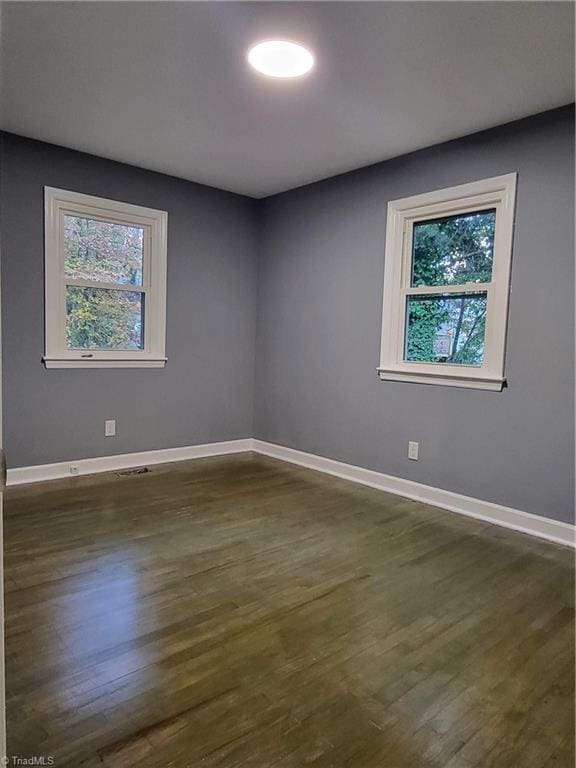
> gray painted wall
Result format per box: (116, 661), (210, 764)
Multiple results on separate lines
(0, 133), (259, 467)
(1, 108), (573, 525)
(255, 106), (575, 524)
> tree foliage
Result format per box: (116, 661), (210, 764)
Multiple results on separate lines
(406, 210), (494, 366)
(64, 216), (144, 350)
(66, 287), (143, 350)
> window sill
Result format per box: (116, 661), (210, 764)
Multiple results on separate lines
(377, 367), (505, 391)
(43, 357), (167, 369)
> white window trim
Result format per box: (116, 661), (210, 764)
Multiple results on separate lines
(377, 173), (517, 391)
(44, 187), (167, 369)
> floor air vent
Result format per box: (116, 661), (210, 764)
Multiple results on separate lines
(117, 467), (151, 476)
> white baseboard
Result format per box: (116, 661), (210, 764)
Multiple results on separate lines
(251, 440), (575, 549)
(7, 437), (574, 549)
(7, 439), (252, 486)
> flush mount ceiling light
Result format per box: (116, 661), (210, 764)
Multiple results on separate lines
(247, 40), (314, 78)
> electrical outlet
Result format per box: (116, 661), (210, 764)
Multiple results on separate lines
(408, 441), (419, 461)
(69, 464), (79, 475)
(105, 419), (116, 437)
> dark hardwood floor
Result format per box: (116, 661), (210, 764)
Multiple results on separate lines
(4, 453), (574, 767)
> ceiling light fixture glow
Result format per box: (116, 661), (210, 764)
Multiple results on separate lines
(247, 40), (314, 78)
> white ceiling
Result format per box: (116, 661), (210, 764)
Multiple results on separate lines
(1, 2), (573, 198)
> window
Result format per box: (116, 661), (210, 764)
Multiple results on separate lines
(378, 174), (517, 390)
(44, 187), (167, 368)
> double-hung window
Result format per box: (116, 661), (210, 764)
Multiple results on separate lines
(378, 174), (517, 390)
(44, 187), (167, 368)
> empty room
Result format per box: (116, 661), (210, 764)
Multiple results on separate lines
(0, 1), (574, 766)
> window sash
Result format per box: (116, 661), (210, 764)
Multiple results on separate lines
(403, 283), (491, 296)
(61, 210), (150, 288)
(58, 210), (153, 354)
(64, 278), (150, 293)
(403, 290), (489, 368)
(401, 199), (500, 291)
(399, 215), (494, 368)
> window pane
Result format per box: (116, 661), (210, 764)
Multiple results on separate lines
(64, 215), (144, 285)
(411, 209), (496, 287)
(66, 286), (144, 350)
(405, 293), (487, 366)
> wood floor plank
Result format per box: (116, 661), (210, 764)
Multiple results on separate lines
(4, 453), (574, 767)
